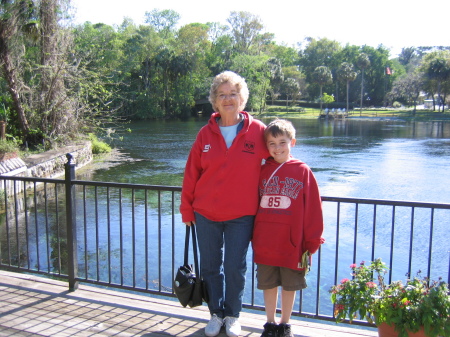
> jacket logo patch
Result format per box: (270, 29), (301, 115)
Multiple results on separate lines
(203, 144), (211, 152)
(243, 141), (255, 153)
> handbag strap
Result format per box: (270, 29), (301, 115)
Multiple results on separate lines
(191, 224), (200, 277)
(183, 225), (190, 265)
(184, 224), (201, 277)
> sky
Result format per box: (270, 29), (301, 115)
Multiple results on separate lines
(70, 0), (449, 58)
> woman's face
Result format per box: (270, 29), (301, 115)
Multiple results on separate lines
(215, 82), (242, 115)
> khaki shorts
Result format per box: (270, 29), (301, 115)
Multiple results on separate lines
(256, 264), (307, 291)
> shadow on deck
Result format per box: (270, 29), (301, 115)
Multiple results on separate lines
(0, 270), (377, 337)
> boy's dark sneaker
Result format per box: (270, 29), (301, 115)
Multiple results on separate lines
(277, 323), (294, 337)
(260, 322), (278, 337)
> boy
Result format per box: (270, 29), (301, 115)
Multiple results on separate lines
(252, 119), (324, 337)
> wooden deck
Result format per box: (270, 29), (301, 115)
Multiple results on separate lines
(0, 270), (377, 337)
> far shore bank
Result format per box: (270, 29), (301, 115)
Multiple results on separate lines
(256, 108), (450, 121)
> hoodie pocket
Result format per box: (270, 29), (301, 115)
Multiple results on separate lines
(253, 221), (296, 257)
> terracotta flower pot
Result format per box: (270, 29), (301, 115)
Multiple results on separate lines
(377, 323), (427, 337)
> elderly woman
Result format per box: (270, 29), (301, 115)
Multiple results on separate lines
(180, 71), (269, 337)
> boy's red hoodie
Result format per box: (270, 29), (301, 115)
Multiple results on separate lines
(252, 157), (324, 271)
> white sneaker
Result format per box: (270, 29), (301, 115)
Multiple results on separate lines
(224, 316), (241, 337)
(205, 314), (223, 337)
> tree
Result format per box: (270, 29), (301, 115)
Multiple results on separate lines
(337, 62), (357, 113)
(144, 9), (180, 39)
(270, 44), (299, 67)
(388, 71), (424, 114)
(312, 66), (332, 112)
(227, 11), (264, 55)
(322, 92), (335, 108)
(358, 45), (393, 106)
(0, 0), (36, 138)
(230, 53), (271, 112)
(282, 78), (300, 110)
(423, 51), (450, 112)
(39, 0), (73, 141)
(356, 53), (370, 115)
(298, 37), (342, 100)
(266, 57), (284, 105)
(398, 47), (417, 66)
(73, 22), (130, 118)
(205, 22), (232, 74)
(282, 66), (306, 103)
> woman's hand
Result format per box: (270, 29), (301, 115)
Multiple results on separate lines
(184, 221), (194, 226)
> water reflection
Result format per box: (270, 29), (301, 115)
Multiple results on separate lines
(77, 118), (450, 205)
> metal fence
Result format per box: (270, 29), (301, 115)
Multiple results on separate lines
(1, 155), (449, 325)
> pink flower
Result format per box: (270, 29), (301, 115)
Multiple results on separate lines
(341, 278), (350, 284)
(350, 263), (357, 269)
(366, 282), (377, 288)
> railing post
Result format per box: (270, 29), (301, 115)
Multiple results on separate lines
(65, 153), (79, 291)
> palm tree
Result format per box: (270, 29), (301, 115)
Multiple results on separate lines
(338, 62), (357, 114)
(356, 53), (370, 116)
(282, 78), (300, 111)
(426, 54), (450, 112)
(312, 66), (333, 114)
(267, 57), (284, 105)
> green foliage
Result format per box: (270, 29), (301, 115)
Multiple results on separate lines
(2, 0), (448, 148)
(322, 93), (335, 105)
(0, 102), (9, 121)
(88, 134), (112, 154)
(0, 139), (20, 154)
(330, 259), (450, 337)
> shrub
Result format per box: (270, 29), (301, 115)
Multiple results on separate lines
(0, 139), (20, 154)
(88, 134), (112, 154)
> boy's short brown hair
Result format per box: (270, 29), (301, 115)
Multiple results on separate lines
(264, 118), (296, 141)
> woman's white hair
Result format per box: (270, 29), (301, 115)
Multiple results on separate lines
(209, 71), (249, 112)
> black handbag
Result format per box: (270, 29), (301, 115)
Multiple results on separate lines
(173, 224), (209, 308)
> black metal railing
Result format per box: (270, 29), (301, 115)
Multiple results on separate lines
(1, 155), (449, 325)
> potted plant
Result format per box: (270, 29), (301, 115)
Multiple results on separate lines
(330, 258), (450, 337)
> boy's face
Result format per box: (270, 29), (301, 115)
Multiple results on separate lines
(266, 133), (296, 164)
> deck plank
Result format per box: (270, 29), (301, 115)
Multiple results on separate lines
(0, 270), (377, 337)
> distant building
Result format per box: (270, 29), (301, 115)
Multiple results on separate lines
(424, 99), (433, 109)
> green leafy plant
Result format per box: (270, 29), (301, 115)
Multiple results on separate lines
(330, 258), (450, 337)
(88, 133), (111, 154)
(0, 139), (20, 154)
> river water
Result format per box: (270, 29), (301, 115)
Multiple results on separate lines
(3, 116), (450, 317)
(79, 117), (450, 204)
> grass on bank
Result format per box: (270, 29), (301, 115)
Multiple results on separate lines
(0, 134), (111, 158)
(257, 106), (450, 120)
(89, 134), (112, 154)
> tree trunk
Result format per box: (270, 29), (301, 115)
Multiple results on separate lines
(319, 85), (323, 112)
(40, 0), (66, 136)
(0, 38), (30, 136)
(360, 70), (364, 116)
(346, 81), (350, 113)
